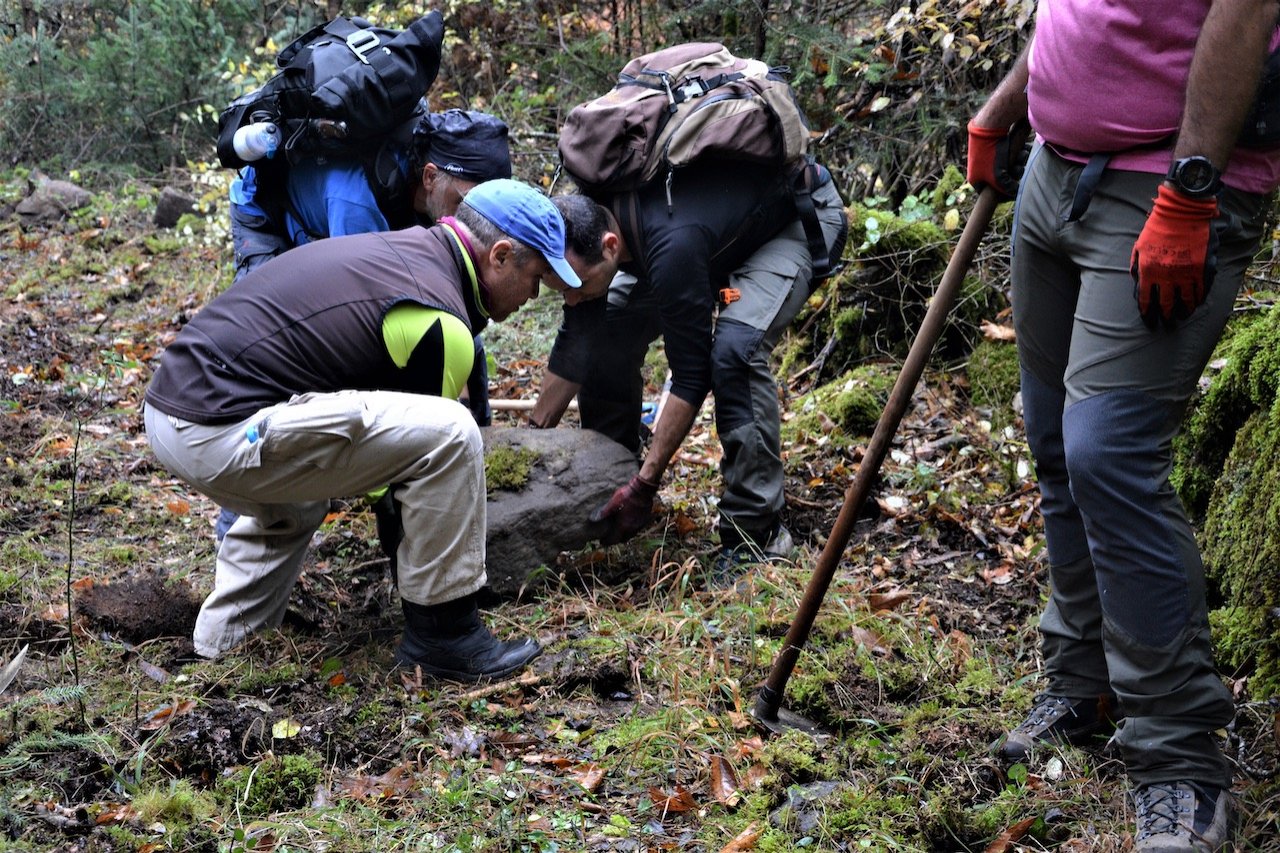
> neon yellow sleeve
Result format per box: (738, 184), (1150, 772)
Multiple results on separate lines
(381, 303), (475, 400)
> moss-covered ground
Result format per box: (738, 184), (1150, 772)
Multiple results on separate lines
(1, 169), (1277, 852)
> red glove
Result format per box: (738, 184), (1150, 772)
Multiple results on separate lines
(967, 120), (1026, 200)
(1131, 184), (1219, 327)
(590, 474), (659, 545)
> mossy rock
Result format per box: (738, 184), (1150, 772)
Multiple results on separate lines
(783, 365), (897, 445)
(966, 339), (1020, 429)
(1173, 304), (1280, 696)
(1174, 309), (1280, 519)
(786, 185), (1010, 387)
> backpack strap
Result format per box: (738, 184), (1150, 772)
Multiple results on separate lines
(793, 162), (837, 280)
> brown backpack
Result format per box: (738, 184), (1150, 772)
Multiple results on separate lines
(559, 42), (811, 197)
(558, 42), (837, 276)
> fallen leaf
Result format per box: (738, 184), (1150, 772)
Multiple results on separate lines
(708, 754), (740, 805)
(137, 659), (170, 684)
(140, 699), (196, 730)
(165, 499), (190, 516)
(720, 822), (761, 851)
(850, 625), (894, 657)
(732, 737), (764, 759)
(980, 319), (1017, 343)
(673, 512), (698, 537)
(981, 564), (1014, 585)
(984, 816), (1037, 852)
(93, 802), (139, 825)
(272, 718), (301, 739)
(867, 588), (913, 612)
(876, 494), (910, 517)
(573, 762), (605, 793)
(336, 762), (417, 801)
(648, 784), (697, 815)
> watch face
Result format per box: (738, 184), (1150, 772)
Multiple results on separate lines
(1175, 157), (1219, 194)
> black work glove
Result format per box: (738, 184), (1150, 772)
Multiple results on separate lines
(590, 474), (659, 545)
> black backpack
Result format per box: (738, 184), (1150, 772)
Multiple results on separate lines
(216, 12), (444, 170)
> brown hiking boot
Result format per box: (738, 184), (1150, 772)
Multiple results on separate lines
(991, 692), (1120, 761)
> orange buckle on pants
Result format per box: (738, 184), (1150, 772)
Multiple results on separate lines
(719, 287), (741, 306)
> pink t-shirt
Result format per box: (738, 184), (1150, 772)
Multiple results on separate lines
(1028, 0), (1280, 194)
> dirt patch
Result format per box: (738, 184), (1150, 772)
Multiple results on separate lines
(75, 569), (201, 643)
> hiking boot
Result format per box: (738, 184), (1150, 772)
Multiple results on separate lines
(394, 594), (540, 683)
(371, 491), (402, 586)
(991, 692), (1120, 761)
(710, 524), (795, 587)
(1133, 781), (1234, 852)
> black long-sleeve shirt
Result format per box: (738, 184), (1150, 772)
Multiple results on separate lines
(549, 159), (811, 405)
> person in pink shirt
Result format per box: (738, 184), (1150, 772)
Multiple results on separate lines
(968, 1), (1280, 850)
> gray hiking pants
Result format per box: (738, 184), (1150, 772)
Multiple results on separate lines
(1012, 143), (1265, 788)
(145, 392), (487, 658)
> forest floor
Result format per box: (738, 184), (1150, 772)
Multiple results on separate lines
(0, 172), (1276, 852)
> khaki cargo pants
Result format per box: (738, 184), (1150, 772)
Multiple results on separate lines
(145, 390), (486, 658)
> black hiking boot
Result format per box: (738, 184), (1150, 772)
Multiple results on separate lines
(371, 491), (402, 587)
(990, 692), (1121, 761)
(395, 593), (540, 683)
(1133, 781), (1234, 852)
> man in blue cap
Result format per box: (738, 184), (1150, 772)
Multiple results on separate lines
(217, 108), (514, 542)
(145, 179), (580, 680)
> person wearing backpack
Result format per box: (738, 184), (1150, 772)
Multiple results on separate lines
(968, 1), (1280, 849)
(216, 108), (513, 542)
(144, 179), (581, 679)
(531, 156), (847, 577)
(228, 108), (512, 278)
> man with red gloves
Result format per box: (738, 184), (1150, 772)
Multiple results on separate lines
(969, 2), (1280, 850)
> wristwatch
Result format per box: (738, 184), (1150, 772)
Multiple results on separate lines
(1165, 156), (1223, 199)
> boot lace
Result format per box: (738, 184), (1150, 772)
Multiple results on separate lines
(1135, 782), (1190, 840)
(1011, 694), (1076, 735)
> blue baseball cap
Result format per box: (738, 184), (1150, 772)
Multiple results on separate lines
(462, 179), (581, 288)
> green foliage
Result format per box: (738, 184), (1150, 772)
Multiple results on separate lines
(0, 0), (258, 172)
(783, 365), (896, 445)
(130, 778), (217, 826)
(219, 753), (323, 814)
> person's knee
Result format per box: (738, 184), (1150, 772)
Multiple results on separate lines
(1062, 390), (1168, 506)
(711, 319), (764, 433)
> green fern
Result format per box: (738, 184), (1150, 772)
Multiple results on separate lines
(1, 729), (111, 772)
(5, 684), (87, 715)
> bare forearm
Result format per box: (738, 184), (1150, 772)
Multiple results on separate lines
(1177, 0), (1278, 166)
(529, 370), (580, 428)
(973, 37), (1033, 129)
(639, 394), (699, 483)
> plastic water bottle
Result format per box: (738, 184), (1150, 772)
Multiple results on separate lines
(232, 122), (279, 161)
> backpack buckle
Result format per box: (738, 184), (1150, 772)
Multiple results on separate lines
(674, 78), (710, 102)
(719, 287), (741, 306)
(346, 29), (382, 64)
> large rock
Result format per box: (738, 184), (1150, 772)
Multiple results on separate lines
(154, 186), (198, 228)
(482, 426), (636, 596)
(15, 177), (91, 224)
